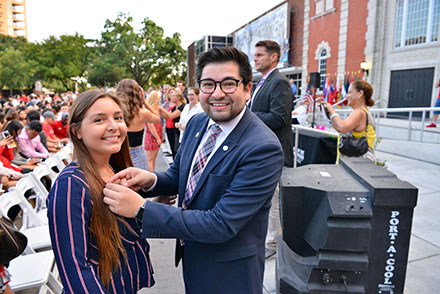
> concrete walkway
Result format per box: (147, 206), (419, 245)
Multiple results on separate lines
(142, 150), (440, 294)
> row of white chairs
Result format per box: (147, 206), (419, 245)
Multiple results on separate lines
(0, 147), (72, 294)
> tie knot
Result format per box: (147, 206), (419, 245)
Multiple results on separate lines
(209, 124), (222, 137)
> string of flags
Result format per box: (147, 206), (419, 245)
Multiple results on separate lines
(301, 72), (363, 111)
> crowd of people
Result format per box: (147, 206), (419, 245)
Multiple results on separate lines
(1, 41), (381, 294)
(0, 92), (72, 195)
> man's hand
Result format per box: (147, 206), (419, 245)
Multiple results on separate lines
(28, 158), (41, 165)
(107, 167), (155, 191)
(103, 183), (146, 218)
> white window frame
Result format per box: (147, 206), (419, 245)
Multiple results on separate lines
(315, 0), (334, 16)
(316, 0), (325, 15)
(394, 0), (440, 48)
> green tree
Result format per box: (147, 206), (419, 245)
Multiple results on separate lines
(0, 35), (27, 52)
(0, 47), (32, 95)
(95, 13), (186, 88)
(26, 33), (90, 91)
(88, 54), (127, 88)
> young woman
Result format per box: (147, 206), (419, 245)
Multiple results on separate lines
(144, 91), (163, 171)
(116, 79), (160, 170)
(159, 88), (186, 158)
(47, 90), (155, 293)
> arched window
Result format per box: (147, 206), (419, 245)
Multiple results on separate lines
(318, 49), (327, 89)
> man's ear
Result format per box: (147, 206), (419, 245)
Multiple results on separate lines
(245, 82), (253, 95)
(271, 53), (279, 64)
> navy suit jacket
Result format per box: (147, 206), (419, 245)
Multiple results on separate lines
(251, 69), (293, 167)
(141, 108), (284, 293)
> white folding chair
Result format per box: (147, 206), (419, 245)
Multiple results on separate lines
(8, 250), (62, 294)
(44, 156), (65, 176)
(32, 163), (57, 190)
(62, 142), (73, 155)
(55, 148), (72, 166)
(0, 188), (52, 251)
(0, 188), (43, 228)
(15, 174), (48, 212)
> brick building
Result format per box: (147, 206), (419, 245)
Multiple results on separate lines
(187, 0), (440, 112)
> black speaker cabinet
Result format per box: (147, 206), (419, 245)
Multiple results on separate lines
(277, 157), (418, 294)
(309, 72), (321, 89)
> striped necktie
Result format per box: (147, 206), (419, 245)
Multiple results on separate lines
(182, 124), (222, 209)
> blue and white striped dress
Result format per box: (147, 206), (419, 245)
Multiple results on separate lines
(47, 163), (154, 293)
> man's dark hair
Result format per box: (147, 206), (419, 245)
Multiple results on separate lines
(51, 104), (60, 112)
(255, 40), (281, 63)
(26, 110), (40, 122)
(196, 46), (252, 87)
(177, 80), (186, 87)
(28, 120), (43, 132)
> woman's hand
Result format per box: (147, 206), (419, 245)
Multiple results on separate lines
(0, 136), (13, 147)
(324, 102), (335, 115)
(103, 183), (146, 218)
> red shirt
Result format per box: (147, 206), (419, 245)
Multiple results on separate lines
(0, 145), (21, 172)
(43, 122), (56, 139)
(52, 120), (68, 139)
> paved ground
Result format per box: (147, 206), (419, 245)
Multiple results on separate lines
(143, 150), (440, 294)
(138, 152), (184, 294)
(16, 149), (439, 294)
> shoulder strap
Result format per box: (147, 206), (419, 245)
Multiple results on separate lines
(362, 107), (369, 135)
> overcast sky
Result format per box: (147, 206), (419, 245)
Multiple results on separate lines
(26, 0), (284, 48)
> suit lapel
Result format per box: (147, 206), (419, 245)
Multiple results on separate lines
(252, 69), (278, 107)
(184, 108), (253, 208)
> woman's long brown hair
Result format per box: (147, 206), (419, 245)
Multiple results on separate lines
(115, 78), (144, 122)
(68, 90), (133, 287)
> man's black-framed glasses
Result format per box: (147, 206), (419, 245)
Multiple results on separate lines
(198, 78), (242, 94)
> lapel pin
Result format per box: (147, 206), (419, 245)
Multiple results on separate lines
(223, 145), (228, 151)
(195, 132), (200, 138)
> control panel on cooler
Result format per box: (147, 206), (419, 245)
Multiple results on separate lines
(330, 193), (372, 216)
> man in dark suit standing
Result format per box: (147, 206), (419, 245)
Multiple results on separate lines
(103, 47), (284, 294)
(249, 40), (293, 259)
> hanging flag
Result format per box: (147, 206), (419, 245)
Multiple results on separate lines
(303, 84), (314, 112)
(329, 79), (337, 104)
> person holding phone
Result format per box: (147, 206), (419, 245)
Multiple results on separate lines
(2, 121), (40, 168)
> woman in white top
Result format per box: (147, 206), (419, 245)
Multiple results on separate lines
(175, 87), (204, 143)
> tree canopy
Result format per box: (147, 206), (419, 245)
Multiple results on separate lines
(94, 13), (186, 88)
(0, 14), (187, 93)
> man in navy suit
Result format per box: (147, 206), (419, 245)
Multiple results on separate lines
(249, 40), (293, 259)
(103, 47), (284, 294)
